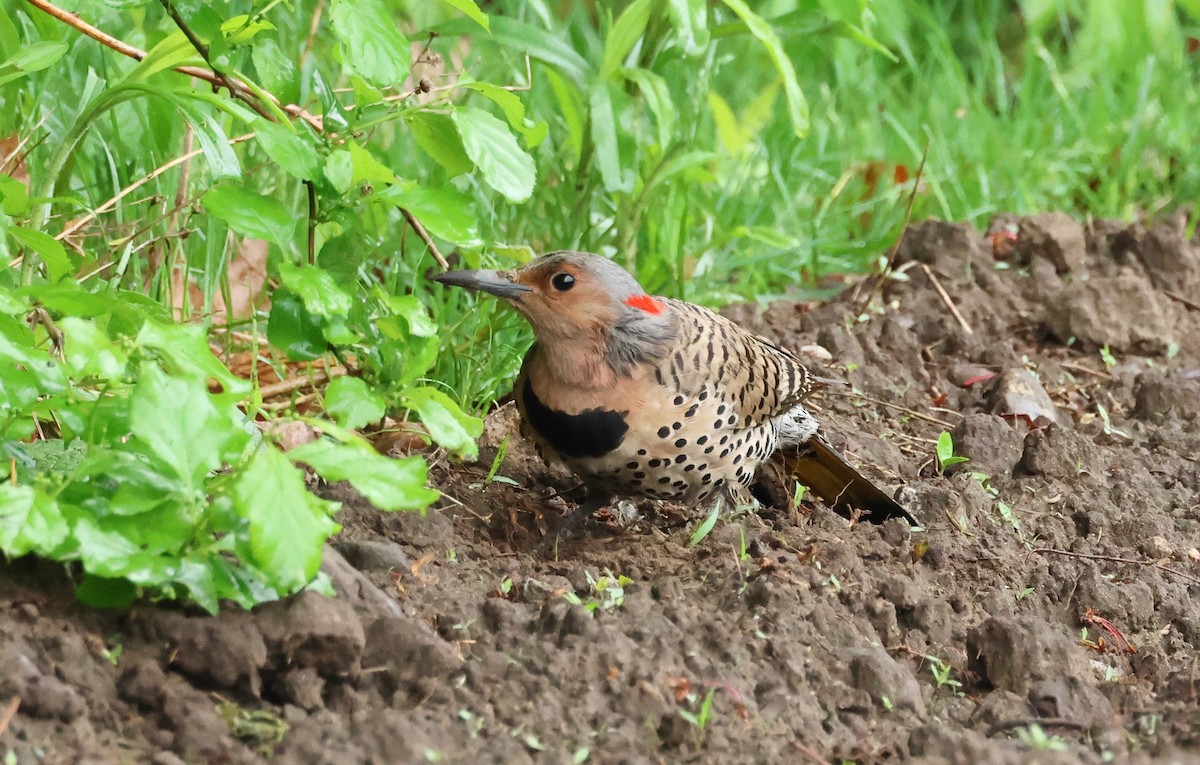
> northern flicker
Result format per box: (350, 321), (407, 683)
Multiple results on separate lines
(432, 251), (917, 535)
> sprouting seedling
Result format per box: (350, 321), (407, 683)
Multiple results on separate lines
(935, 431), (970, 474)
(1099, 344), (1116, 370)
(689, 496), (723, 546)
(468, 434), (519, 489)
(679, 688), (716, 731)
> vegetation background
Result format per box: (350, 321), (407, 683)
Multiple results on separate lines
(1, 0), (1197, 611)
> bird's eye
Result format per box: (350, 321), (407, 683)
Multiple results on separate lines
(551, 272), (576, 292)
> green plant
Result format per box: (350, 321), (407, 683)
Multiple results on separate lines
(927, 655), (963, 694)
(679, 687), (716, 732)
(1015, 723), (1069, 752)
(934, 431), (969, 474)
(562, 569), (633, 613)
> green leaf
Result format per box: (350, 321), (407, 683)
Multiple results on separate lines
(403, 387), (483, 459)
(130, 364), (230, 485)
(203, 183), (294, 250)
(719, 0), (809, 137)
(290, 438), (439, 511)
(377, 293), (438, 337)
(621, 68), (674, 147)
(437, 16), (590, 85)
(330, 0), (411, 87)
(276, 261), (355, 318)
(451, 107), (536, 202)
(9, 226), (72, 281)
(324, 376), (385, 429)
(0, 41), (69, 86)
(136, 320), (252, 397)
(688, 500), (722, 546)
(183, 110), (241, 180)
(462, 82), (548, 148)
(323, 149), (354, 193)
(600, 0), (652, 79)
(936, 431), (954, 465)
(668, 0), (710, 56)
(408, 112), (474, 176)
(588, 82), (630, 193)
(75, 574), (137, 609)
(254, 118), (322, 179)
(232, 446), (339, 591)
(0, 484), (69, 557)
(372, 183), (479, 244)
(347, 141), (396, 186)
(60, 317), (128, 380)
(267, 289), (326, 360)
(123, 32), (196, 82)
(439, 0), (489, 31)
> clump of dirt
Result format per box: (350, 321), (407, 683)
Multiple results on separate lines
(3, 213), (1200, 764)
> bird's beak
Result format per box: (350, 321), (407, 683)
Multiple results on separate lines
(430, 269), (532, 299)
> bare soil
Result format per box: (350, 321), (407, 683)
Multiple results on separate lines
(3, 213), (1200, 764)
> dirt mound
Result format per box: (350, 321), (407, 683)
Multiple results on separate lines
(3, 214), (1200, 763)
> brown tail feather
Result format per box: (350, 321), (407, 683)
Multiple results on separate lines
(780, 437), (918, 526)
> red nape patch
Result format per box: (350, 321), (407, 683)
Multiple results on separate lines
(625, 294), (665, 315)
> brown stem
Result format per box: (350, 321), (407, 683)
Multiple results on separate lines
(22, 0), (323, 132)
(305, 179), (317, 265)
(1031, 547), (1200, 587)
(401, 208), (450, 270)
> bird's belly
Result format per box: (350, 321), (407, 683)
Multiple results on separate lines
(563, 418), (781, 505)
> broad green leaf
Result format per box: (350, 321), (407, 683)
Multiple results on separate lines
(668, 0), (710, 55)
(60, 317), (128, 379)
(372, 183), (479, 244)
(324, 375), (385, 429)
(232, 446), (339, 591)
(348, 141), (396, 186)
(10, 226), (72, 282)
(588, 82), (630, 193)
(719, 0), (809, 137)
(462, 82), (548, 148)
(403, 387), (483, 459)
(377, 293), (438, 337)
(324, 149), (354, 193)
(546, 69), (584, 160)
(75, 574), (137, 609)
(936, 431), (953, 465)
(130, 364), (228, 485)
(439, 0), (489, 30)
(408, 112), (474, 176)
(136, 320), (252, 397)
(600, 0), (652, 79)
(277, 261), (354, 318)
(252, 38), (299, 105)
(73, 516), (176, 582)
(0, 484), (69, 557)
(330, 0), (411, 87)
(0, 172), (30, 215)
(267, 289), (326, 360)
(290, 438), (439, 511)
(452, 107), (536, 202)
(254, 118), (322, 179)
(204, 183), (295, 250)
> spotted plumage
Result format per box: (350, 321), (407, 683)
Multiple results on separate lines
(432, 251), (917, 532)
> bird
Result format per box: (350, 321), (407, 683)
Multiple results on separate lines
(431, 251), (918, 539)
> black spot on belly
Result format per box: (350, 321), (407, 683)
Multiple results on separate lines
(522, 381), (628, 458)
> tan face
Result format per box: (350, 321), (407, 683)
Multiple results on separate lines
(432, 252), (655, 341)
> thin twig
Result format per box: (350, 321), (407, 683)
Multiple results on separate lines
(23, 0), (323, 132)
(919, 263), (973, 335)
(829, 390), (959, 428)
(157, 0), (274, 122)
(1031, 548), (1200, 587)
(304, 179), (317, 265)
(258, 366), (347, 400)
(299, 0), (326, 69)
(1058, 360), (1111, 379)
(852, 139), (931, 315)
(790, 739), (830, 765)
(401, 208), (450, 270)
(1165, 290), (1200, 312)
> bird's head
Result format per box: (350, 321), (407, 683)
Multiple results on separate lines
(433, 251), (672, 340)
(431, 251), (676, 381)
